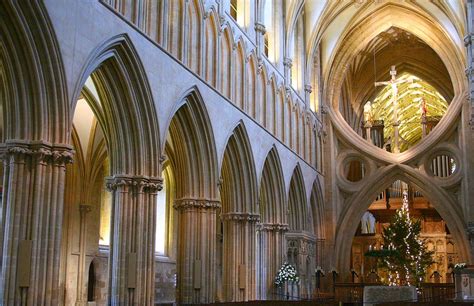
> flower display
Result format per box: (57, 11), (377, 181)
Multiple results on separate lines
(274, 262), (299, 287)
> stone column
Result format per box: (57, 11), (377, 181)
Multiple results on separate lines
(76, 204), (92, 306)
(257, 223), (289, 300)
(174, 198), (221, 304)
(222, 212), (260, 302)
(106, 175), (162, 306)
(255, 22), (266, 59)
(0, 140), (73, 305)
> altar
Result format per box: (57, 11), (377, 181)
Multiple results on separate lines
(363, 285), (417, 306)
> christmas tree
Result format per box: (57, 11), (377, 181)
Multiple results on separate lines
(365, 190), (434, 287)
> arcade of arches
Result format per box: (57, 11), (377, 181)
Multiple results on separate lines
(1, 1), (474, 305)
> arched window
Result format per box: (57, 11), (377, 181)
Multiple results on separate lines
(87, 262), (96, 302)
(155, 163), (174, 255)
(229, 0), (249, 28)
(155, 171), (167, 254)
(230, 0), (238, 20)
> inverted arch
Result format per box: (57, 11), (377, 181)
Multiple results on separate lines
(323, 3), (467, 163)
(220, 121), (258, 214)
(71, 34), (160, 177)
(334, 164), (470, 272)
(165, 87), (219, 200)
(259, 146), (286, 224)
(0, 1), (68, 142)
(287, 164), (308, 231)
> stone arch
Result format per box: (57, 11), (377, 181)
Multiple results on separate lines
(220, 121), (258, 214)
(323, 3), (467, 162)
(71, 34), (161, 177)
(256, 146), (287, 299)
(288, 163), (308, 232)
(259, 146), (286, 224)
(165, 87), (219, 200)
(165, 86), (219, 303)
(185, 0), (203, 74)
(310, 178), (325, 240)
(0, 1), (68, 143)
(334, 165), (471, 273)
(0, 2), (71, 304)
(234, 39), (246, 109)
(220, 26), (233, 99)
(204, 8), (219, 86)
(246, 53), (258, 118)
(219, 121), (258, 301)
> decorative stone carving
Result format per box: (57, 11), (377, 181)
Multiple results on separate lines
(257, 222), (289, 232)
(2, 141), (74, 165)
(105, 175), (163, 193)
(304, 84), (313, 94)
(222, 212), (260, 222)
(254, 22), (266, 35)
(173, 198), (221, 211)
(283, 57), (293, 68)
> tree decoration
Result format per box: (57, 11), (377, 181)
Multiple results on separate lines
(365, 190), (434, 287)
(274, 262), (299, 287)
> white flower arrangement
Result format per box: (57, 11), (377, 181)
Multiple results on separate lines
(454, 263), (467, 271)
(274, 262), (299, 287)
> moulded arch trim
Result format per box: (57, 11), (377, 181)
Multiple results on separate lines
(70, 33), (160, 176)
(287, 163), (309, 231)
(310, 177), (326, 239)
(0, 1), (69, 142)
(219, 120), (259, 213)
(258, 145), (288, 224)
(334, 164), (470, 272)
(162, 85), (219, 196)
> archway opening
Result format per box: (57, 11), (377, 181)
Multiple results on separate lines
(337, 27), (454, 153)
(64, 76), (111, 305)
(350, 180), (460, 285)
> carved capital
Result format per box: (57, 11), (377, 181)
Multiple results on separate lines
(258, 222), (289, 232)
(254, 22), (266, 34)
(173, 198), (221, 211)
(3, 140), (74, 165)
(283, 57), (293, 68)
(464, 33), (474, 46)
(105, 175), (163, 193)
(222, 212), (260, 222)
(304, 84), (313, 94)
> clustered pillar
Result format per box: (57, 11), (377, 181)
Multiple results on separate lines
(257, 223), (288, 299)
(174, 198), (221, 304)
(106, 175), (162, 305)
(0, 140), (73, 305)
(222, 212), (260, 301)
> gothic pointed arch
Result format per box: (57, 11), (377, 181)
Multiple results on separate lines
(288, 163), (308, 232)
(310, 178), (325, 239)
(259, 146), (286, 224)
(204, 8), (219, 87)
(334, 165), (470, 272)
(72, 34), (161, 177)
(220, 26), (234, 99)
(165, 86), (219, 303)
(220, 121), (258, 214)
(219, 121), (259, 301)
(233, 39), (246, 109)
(185, 0), (203, 74)
(165, 87), (219, 200)
(0, 1), (68, 143)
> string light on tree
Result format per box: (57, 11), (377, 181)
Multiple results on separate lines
(365, 188), (434, 288)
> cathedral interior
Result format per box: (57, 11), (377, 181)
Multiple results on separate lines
(1, 0), (474, 305)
